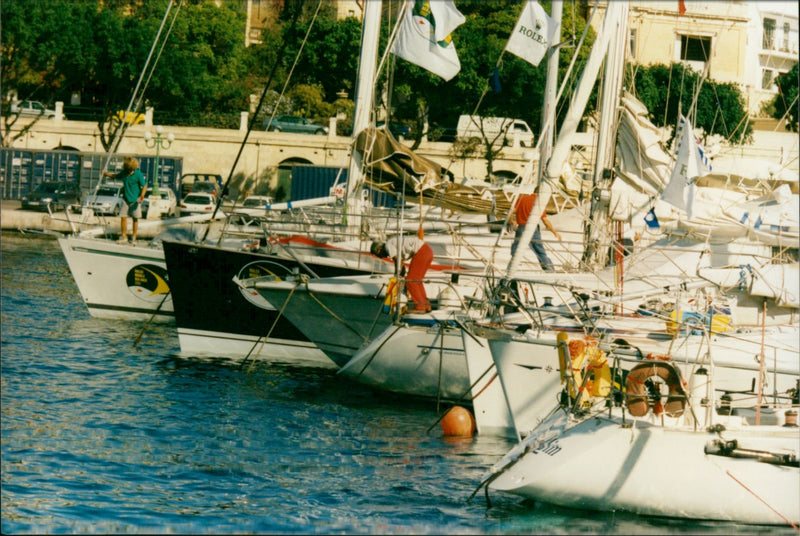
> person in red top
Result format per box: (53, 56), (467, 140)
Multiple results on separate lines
(510, 192), (562, 271)
(371, 235), (433, 313)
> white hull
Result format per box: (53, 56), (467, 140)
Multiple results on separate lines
(481, 331), (569, 438)
(58, 236), (173, 322)
(338, 316), (471, 401)
(176, 327), (334, 367)
(487, 411), (800, 525)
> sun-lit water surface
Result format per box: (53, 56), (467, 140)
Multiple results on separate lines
(1, 232), (787, 534)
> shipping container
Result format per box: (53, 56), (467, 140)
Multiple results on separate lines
(0, 148), (182, 201)
(290, 165), (395, 207)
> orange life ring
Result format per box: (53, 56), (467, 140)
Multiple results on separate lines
(625, 361), (686, 417)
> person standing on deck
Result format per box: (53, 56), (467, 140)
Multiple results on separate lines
(509, 192), (562, 271)
(103, 156), (147, 245)
(371, 235), (433, 313)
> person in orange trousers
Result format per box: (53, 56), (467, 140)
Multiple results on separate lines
(371, 235), (433, 313)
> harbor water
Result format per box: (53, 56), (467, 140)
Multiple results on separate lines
(0, 232), (788, 534)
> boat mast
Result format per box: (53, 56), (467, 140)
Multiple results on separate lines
(344, 0), (382, 236)
(506, 1), (624, 279)
(581, 1), (629, 271)
(538, 1), (563, 181)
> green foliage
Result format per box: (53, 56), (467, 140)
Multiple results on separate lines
(771, 64), (798, 132)
(629, 62), (752, 144)
(287, 83), (334, 121)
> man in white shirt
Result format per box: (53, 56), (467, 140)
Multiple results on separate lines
(371, 235), (433, 313)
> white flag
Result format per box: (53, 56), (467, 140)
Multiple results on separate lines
(661, 115), (712, 220)
(391, 0), (466, 82)
(505, 0), (556, 67)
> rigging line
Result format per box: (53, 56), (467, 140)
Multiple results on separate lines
(108, 0), (180, 160)
(263, 0), (324, 132)
(304, 284), (371, 343)
(204, 4), (304, 240)
(92, 0), (179, 203)
(373, 0), (409, 98)
(240, 282), (300, 372)
(131, 1), (183, 120)
(725, 469), (800, 531)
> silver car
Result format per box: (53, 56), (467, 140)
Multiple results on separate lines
(264, 115), (328, 135)
(10, 100), (57, 119)
(83, 183), (125, 216)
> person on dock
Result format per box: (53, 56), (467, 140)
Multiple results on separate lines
(371, 235), (433, 313)
(103, 156), (147, 245)
(509, 192), (561, 271)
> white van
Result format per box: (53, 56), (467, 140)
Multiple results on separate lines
(456, 115), (535, 148)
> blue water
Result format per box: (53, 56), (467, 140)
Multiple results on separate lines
(1, 233), (787, 534)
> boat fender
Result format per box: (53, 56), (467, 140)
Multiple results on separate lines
(587, 347), (611, 398)
(383, 277), (398, 314)
(565, 337), (611, 401)
(625, 361), (687, 417)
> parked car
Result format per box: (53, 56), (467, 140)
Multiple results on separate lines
(113, 110), (145, 125)
(180, 192), (219, 215)
(21, 181), (82, 212)
(10, 100), (57, 119)
(83, 182), (125, 216)
(241, 195), (273, 208)
(230, 195), (274, 225)
(142, 188), (179, 218)
(377, 121), (412, 139)
(188, 180), (222, 198)
(180, 173), (223, 198)
(264, 115), (328, 135)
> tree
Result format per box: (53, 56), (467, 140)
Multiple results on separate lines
(629, 62), (753, 144)
(770, 63), (798, 132)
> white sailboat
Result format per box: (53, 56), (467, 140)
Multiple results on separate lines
(475, 351), (800, 525)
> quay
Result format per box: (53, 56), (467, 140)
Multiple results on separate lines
(0, 200), (219, 238)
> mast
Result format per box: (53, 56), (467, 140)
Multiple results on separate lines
(506, 1), (624, 279)
(538, 1), (563, 178)
(581, 1), (629, 269)
(344, 0), (382, 235)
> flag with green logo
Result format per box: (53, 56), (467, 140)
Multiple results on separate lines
(391, 0), (466, 81)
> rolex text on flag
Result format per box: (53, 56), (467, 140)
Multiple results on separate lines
(505, 0), (556, 67)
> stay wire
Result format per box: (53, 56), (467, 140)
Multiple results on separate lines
(204, 2), (310, 241)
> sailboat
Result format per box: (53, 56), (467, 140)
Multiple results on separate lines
(474, 343), (800, 525)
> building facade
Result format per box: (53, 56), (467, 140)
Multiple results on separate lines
(595, 1), (798, 117)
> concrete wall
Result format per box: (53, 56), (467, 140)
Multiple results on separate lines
(2, 117), (536, 186)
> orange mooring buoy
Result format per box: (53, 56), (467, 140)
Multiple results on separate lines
(440, 406), (476, 437)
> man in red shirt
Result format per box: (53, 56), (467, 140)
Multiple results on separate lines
(510, 192), (562, 271)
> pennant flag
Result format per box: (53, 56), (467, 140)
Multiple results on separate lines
(490, 67), (502, 93)
(504, 0), (557, 67)
(644, 207), (660, 230)
(391, 0), (466, 82)
(661, 115), (712, 220)
(679, 0), (687, 16)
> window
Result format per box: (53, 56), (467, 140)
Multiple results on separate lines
(629, 29), (637, 59)
(762, 68), (775, 90)
(680, 35), (711, 62)
(783, 22), (790, 51)
(763, 18), (776, 49)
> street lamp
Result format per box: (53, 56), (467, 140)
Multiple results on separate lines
(143, 125), (174, 196)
